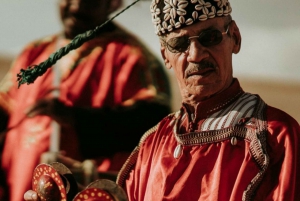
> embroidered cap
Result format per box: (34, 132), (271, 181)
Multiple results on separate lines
(150, 0), (232, 35)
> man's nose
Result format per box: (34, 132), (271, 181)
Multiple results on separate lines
(187, 40), (209, 63)
(69, 0), (83, 12)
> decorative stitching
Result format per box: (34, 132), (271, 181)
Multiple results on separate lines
(242, 97), (269, 201)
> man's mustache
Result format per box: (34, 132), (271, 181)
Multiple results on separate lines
(66, 13), (91, 22)
(185, 61), (216, 78)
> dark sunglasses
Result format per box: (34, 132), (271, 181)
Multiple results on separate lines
(165, 22), (231, 53)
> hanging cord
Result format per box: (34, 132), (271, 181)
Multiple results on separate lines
(17, 0), (142, 88)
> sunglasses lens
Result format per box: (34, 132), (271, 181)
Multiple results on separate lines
(167, 36), (190, 53)
(199, 30), (223, 47)
(166, 29), (225, 53)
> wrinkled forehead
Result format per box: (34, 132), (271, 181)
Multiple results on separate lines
(150, 0), (232, 36)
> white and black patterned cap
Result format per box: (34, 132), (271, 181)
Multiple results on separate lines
(150, 0), (232, 35)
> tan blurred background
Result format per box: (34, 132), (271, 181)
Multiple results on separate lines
(0, 55), (12, 81)
(0, 0), (299, 122)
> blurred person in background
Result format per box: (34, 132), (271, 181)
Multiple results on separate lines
(0, 0), (171, 200)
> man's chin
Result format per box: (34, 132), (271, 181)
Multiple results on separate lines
(184, 84), (220, 100)
(63, 22), (89, 37)
(63, 27), (86, 39)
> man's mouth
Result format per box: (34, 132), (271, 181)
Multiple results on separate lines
(185, 61), (216, 78)
(68, 16), (86, 25)
(66, 13), (90, 25)
(187, 68), (215, 77)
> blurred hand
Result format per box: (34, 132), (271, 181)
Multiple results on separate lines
(25, 98), (75, 126)
(23, 190), (39, 201)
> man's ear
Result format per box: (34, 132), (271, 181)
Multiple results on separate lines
(108, 0), (122, 14)
(160, 42), (172, 69)
(230, 20), (242, 54)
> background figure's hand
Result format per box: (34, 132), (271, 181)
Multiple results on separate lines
(25, 98), (75, 126)
(24, 190), (39, 201)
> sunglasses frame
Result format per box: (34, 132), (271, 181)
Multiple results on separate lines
(165, 21), (232, 53)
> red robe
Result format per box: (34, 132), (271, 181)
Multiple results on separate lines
(117, 79), (300, 201)
(0, 23), (170, 201)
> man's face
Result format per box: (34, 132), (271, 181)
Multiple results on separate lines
(161, 17), (241, 105)
(59, 0), (113, 39)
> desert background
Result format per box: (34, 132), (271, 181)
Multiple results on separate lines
(0, 0), (299, 122)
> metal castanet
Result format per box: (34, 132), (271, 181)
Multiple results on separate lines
(72, 188), (115, 201)
(86, 179), (128, 201)
(32, 162), (128, 201)
(32, 162), (78, 201)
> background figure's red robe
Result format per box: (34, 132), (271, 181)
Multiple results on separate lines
(117, 79), (300, 201)
(0, 23), (171, 201)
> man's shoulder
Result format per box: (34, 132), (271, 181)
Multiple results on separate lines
(266, 105), (299, 128)
(245, 93), (299, 130)
(24, 35), (57, 49)
(265, 105), (300, 142)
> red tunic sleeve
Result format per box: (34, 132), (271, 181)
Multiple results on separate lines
(254, 106), (300, 200)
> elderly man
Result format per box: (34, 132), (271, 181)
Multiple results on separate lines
(115, 0), (300, 200)
(24, 0), (300, 200)
(1, 0), (171, 200)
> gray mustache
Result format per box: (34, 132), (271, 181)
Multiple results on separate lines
(185, 61), (216, 77)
